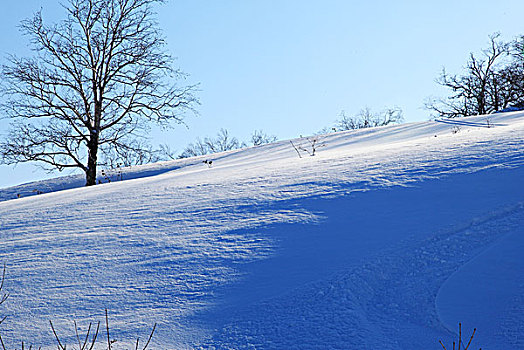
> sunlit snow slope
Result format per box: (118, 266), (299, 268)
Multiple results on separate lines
(0, 113), (523, 349)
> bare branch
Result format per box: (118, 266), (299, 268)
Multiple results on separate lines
(49, 321), (67, 350)
(0, 264), (8, 308)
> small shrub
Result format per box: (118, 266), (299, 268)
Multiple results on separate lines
(49, 310), (156, 350)
(485, 118), (493, 128)
(439, 323), (481, 350)
(0, 265), (156, 350)
(452, 125), (461, 134)
(0, 264), (8, 326)
(290, 136), (326, 158)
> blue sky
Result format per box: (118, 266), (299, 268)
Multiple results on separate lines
(1, 0), (523, 187)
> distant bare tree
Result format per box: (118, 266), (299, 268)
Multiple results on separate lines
(0, 0), (198, 186)
(101, 140), (159, 168)
(335, 107), (403, 131)
(513, 35), (524, 62)
(178, 138), (209, 159)
(156, 144), (178, 161)
(178, 128), (240, 159)
(504, 35), (524, 109)
(205, 129), (241, 154)
(179, 128), (276, 159)
(250, 130), (277, 146)
(426, 33), (524, 118)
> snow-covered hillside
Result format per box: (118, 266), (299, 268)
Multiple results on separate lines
(0, 113), (523, 349)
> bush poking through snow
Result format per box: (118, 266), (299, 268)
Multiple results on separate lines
(485, 117), (493, 128)
(0, 310), (156, 350)
(0, 264), (8, 326)
(48, 310), (156, 350)
(439, 323), (481, 350)
(0, 265), (156, 350)
(289, 140), (302, 158)
(290, 136), (326, 158)
(299, 136), (326, 156)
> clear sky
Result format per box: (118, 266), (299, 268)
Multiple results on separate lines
(1, 0), (524, 188)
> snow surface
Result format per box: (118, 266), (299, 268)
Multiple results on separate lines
(0, 112), (523, 349)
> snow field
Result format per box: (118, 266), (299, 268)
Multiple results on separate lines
(0, 112), (522, 349)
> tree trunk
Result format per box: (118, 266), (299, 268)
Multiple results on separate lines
(86, 99), (102, 186)
(85, 133), (99, 186)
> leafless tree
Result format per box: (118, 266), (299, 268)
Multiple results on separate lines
(178, 128), (278, 159)
(426, 33), (524, 118)
(178, 128), (241, 158)
(205, 128), (241, 154)
(250, 130), (277, 146)
(512, 34), (524, 64)
(156, 143), (177, 161)
(178, 138), (209, 159)
(335, 107), (403, 131)
(0, 0), (198, 186)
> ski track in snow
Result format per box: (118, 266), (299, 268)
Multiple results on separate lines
(0, 113), (523, 349)
(436, 208), (524, 349)
(200, 202), (524, 350)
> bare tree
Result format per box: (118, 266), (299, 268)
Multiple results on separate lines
(178, 128), (278, 159)
(335, 107), (403, 131)
(250, 130), (277, 146)
(0, 0), (198, 186)
(504, 35), (524, 110)
(426, 33), (524, 118)
(156, 143), (178, 161)
(205, 129), (241, 154)
(178, 138), (209, 159)
(178, 128), (241, 158)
